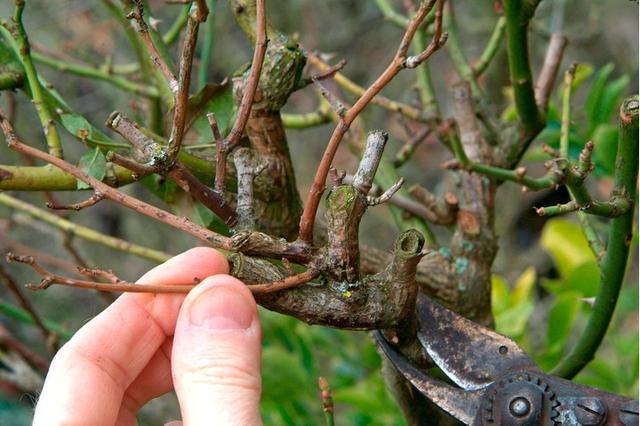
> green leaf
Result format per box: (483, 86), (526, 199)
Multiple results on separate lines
(495, 301), (534, 338)
(262, 347), (314, 401)
(591, 124), (619, 175)
(77, 147), (107, 189)
(39, 82), (129, 149)
(596, 75), (629, 128)
(491, 275), (510, 315)
(192, 202), (214, 227)
(0, 38), (24, 90)
(541, 219), (597, 278)
(572, 63), (593, 91)
(546, 292), (581, 355)
(186, 82), (236, 137)
(140, 174), (180, 204)
(565, 261), (601, 298)
(58, 112), (125, 148)
(512, 267), (536, 306)
(585, 64), (615, 129)
(541, 261), (601, 298)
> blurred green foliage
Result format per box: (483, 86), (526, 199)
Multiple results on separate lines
(260, 310), (402, 425)
(493, 218), (639, 399)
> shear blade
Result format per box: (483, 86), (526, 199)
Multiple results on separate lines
(374, 331), (480, 425)
(416, 293), (540, 391)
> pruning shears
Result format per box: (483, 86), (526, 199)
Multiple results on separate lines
(374, 294), (639, 425)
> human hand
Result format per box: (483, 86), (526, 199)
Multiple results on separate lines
(33, 247), (263, 426)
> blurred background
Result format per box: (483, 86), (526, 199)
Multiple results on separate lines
(0, 0), (637, 424)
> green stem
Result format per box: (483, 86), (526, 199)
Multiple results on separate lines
(32, 52), (159, 98)
(412, 26), (440, 116)
(0, 165), (134, 191)
(197, 0), (217, 89)
(282, 107), (331, 129)
(163, 4), (192, 45)
(375, 161), (437, 246)
(559, 67), (574, 158)
(503, 0), (544, 163)
(374, 0), (409, 28)
(0, 301), (72, 340)
(101, 0), (173, 106)
(551, 96), (639, 379)
(472, 16), (506, 77)
(442, 3), (482, 95)
(576, 212), (606, 261)
(11, 2), (63, 158)
(469, 162), (560, 190)
(0, 193), (172, 264)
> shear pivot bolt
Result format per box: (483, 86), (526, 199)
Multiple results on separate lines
(509, 397), (531, 417)
(574, 398), (606, 425)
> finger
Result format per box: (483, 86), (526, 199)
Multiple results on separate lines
(172, 275), (262, 426)
(34, 247), (228, 426)
(116, 339), (174, 426)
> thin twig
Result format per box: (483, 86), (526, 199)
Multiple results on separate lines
(0, 324), (49, 373)
(6, 2), (63, 158)
(0, 193), (171, 263)
(8, 253), (318, 296)
(0, 110), (228, 248)
(472, 16), (507, 77)
(166, 1), (209, 162)
(306, 53), (432, 123)
(300, 58), (347, 88)
(224, 0), (268, 149)
(210, 0), (267, 202)
(127, 0), (178, 92)
(106, 111), (238, 224)
(394, 126), (431, 168)
(299, 0), (445, 243)
(46, 192), (104, 212)
(318, 376), (335, 426)
(208, 113), (226, 192)
(0, 264), (53, 348)
(535, 33), (568, 111)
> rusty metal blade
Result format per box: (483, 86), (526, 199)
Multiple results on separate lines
(373, 331), (481, 425)
(416, 293), (541, 391)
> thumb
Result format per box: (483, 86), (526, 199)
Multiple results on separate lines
(172, 275), (262, 426)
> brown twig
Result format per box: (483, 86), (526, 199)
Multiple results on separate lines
(305, 53), (433, 123)
(127, 0), (178, 91)
(534, 33), (568, 111)
(224, 0), (267, 149)
(46, 192), (104, 211)
(394, 125), (431, 167)
(313, 78), (347, 117)
(233, 147), (255, 231)
(408, 185), (458, 225)
(0, 231), (82, 276)
(210, 0), (267, 206)
(208, 113), (226, 193)
(301, 58), (347, 87)
(298, 0), (445, 243)
(106, 151), (156, 178)
(247, 268), (319, 294)
(166, 0), (209, 162)
(0, 109), (230, 248)
(0, 263), (53, 348)
(0, 324), (49, 373)
(8, 253), (317, 296)
(106, 111), (238, 224)
(169, 164), (238, 226)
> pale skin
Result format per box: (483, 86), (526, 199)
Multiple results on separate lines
(33, 247), (263, 426)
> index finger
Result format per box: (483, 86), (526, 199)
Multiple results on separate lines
(33, 247), (228, 426)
